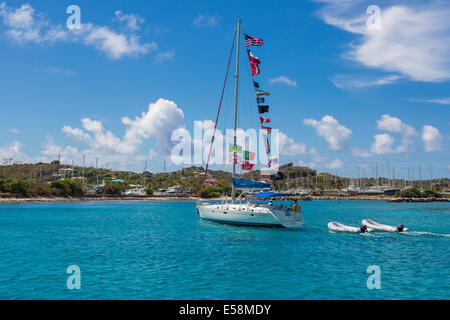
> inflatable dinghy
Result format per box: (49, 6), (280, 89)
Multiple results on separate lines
(362, 219), (409, 232)
(328, 222), (373, 233)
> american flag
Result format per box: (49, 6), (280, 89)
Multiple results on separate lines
(245, 34), (264, 47)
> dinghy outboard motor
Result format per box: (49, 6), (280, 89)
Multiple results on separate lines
(360, 225), (368, 233)
(397, 224), (405, 232)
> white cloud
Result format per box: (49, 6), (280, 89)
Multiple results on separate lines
(422, 125), (444, 152)
(303, 115), (352, 151)
(279, 132), (307, 156)
(41, 136), (79, 162)
(41, 136), (145, 170)
(78, 23), (156, 60)
(0, 3), (156, 60)
(269, 76), (297, 87)
(0, 141), (32, 163)
(327, 158), (344, 169)
(370, 133), (395, 155)
(352, 114), (419, 157)
(114, 10), (144, 31)
(330, 74), (400, 89)
(8, 128), (20, 134)
(59, 98), (186, 170)
(298, 148), (343, 169)
(62, 126), (90, 141)
(376, 114), (416, 152)
(315, 1), (450, 82)
(122, 98), (185, 155)
(0, 2), (34, 28)
(193, 13), (221, 27)
(51, 99), (186, 170)
(416, 98), (450, 105)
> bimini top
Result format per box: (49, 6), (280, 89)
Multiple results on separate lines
(232, 178), (271, 190)
(249, 192), (293, 199)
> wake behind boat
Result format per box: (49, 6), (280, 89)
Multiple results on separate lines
(362, 219), (409, 232)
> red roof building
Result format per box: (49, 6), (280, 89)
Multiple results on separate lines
(204, 178), (219, 186)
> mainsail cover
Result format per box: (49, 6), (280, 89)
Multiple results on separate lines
(249, 192), (293, 199)
(232, 178), (271, 189)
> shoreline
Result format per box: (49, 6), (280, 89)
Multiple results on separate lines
(0, 195), (447, 204)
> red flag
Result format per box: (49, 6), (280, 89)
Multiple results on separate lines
(259, 116), (270, 124)
(247, 49), (260, 77)
(241, 161), (254, 171)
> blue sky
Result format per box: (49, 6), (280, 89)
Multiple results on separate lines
(0, 0), (448, 178)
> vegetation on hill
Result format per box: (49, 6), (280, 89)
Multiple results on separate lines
(0, 161), (447, 198)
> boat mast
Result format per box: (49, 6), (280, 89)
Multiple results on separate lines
(232, 18), (241, 203)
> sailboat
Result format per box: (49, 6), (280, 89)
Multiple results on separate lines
(196, 19), (304, 229)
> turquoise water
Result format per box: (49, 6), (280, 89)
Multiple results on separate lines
(0, 200), (448, 300)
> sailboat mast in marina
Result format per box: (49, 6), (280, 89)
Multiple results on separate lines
(196, 19), (304, 229)
(231, 19), (241, 204)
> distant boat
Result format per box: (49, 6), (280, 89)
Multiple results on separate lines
(294, 188), (310, 196)
(196, 19), (303, 229)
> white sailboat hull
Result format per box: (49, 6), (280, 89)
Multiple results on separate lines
(197, 203), (304, 228)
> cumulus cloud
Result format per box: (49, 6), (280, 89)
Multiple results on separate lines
(327, 158), (344, 169)
(41, 136), (147, 170)
(315, 0), (450, 83)
(279, 131), (307, 156)
(422, 125), (444, 152)
(298, 148), (343, 169)
(114, 10), (144, 31)
(370, 133), (395, 155)
(0, 141), (28, 162)
(376, 114), (416, 152)
(122, 98), (185, 155)
(60, 98), (186, 169)
(351, 114), (422, 157)
(76, 23), (156, 60)
(303, 115), (352, 151)
(41, 136), (79, 161)
(269, 76), (297, 87)
(0, 2), (156, 59)
(65, 99), (185, 156)
(193, 13), (221, 27)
